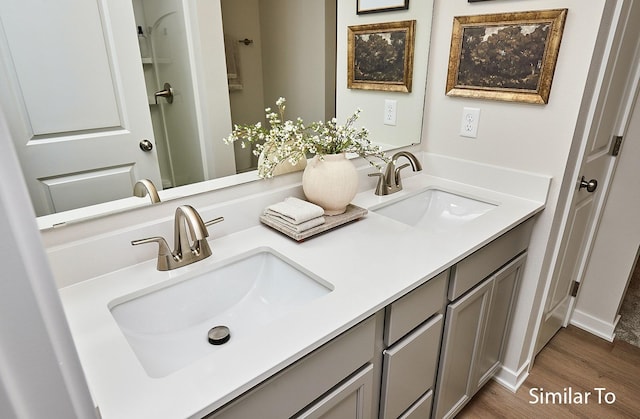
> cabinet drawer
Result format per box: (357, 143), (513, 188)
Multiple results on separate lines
(293, 363), (374, 419)
(380, 314), (443, 419)
(400, 390), (433, 419)
(384, 270), (447, 346)
(207, 315), (378, 419)
(448, 218), (533, 300)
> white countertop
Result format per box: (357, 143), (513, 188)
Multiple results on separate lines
(59, 173), (546, 419)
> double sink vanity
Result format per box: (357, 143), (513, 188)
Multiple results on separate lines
(56, 153), (549, 418)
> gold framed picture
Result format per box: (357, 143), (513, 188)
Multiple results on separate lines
(347, 20), (416, 93)
(446, 9), (568, 104)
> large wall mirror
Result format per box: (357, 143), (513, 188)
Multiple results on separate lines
(0, 0), (432, 227)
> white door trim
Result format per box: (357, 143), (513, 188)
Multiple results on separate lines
(0, 113), (96, 417)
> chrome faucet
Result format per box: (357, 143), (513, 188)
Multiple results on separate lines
(131, 205), (224, 271)
(133, 179), (161, 204)
(368, 151), (422, 196)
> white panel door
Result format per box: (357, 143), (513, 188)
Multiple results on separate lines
(536, 0), (640, 352)
(0, 0), (161, 216)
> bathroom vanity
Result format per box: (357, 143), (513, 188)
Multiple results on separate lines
(205, 219), (531, 419)
(55, 154), (549, 419)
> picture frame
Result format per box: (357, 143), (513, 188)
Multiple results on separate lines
(347, 20), (416, 93)
(446, 9), (568, 104)
(357, 0), (409, 15)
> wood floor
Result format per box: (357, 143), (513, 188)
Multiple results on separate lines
(457, 326), (640, 418)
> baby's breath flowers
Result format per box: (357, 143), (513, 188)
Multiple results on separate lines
(223, 97), (388, 178)
(223, 97), (307, 178)
(306, 108), (388, 170)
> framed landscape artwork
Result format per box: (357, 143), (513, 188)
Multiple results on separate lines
(446, 9), (568, 104)
(347, 20), (416, 93)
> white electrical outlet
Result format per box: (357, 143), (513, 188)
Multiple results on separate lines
(384, 99), (397, 126)
(460, 107), (480, 138)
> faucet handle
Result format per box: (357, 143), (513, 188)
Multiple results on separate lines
(131, 236), (170, 252)
(131, 236), (175, 271)
(368, 172), (389, 196)
(204, 216), (224, 227)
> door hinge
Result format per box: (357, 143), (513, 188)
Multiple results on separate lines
(570, 281), (580, 297)
(610, 135), (623, 156)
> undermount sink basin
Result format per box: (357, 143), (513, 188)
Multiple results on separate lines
(109, 249), (333, 377)
(372, 188), (496, 231)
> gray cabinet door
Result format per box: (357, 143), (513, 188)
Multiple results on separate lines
(432, 277), (493, 419)
(472, 254), (526, 392)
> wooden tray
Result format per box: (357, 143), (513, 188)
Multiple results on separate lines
(259, 204), (368, 241)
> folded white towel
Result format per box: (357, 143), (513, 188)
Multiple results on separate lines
(264, 197), (325, 225)
(263, 213), (325, 234)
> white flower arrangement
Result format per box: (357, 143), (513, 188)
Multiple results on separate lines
(223, 97), (388, 178)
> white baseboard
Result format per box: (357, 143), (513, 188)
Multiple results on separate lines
(493, 361), (530, 392)
(570, 309), (618, 342)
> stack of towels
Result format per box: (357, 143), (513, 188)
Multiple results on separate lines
(263, 197), (326, 234)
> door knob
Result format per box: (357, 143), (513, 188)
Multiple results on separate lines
(579, 176), (598, 193)
(139, 139), (154, 152)
(154, 82), (174, 104)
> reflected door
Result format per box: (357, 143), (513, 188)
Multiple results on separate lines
(0, 0), (162, 216)
(139, 0), (204, 188)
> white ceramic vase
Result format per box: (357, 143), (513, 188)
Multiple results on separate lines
(302, 153), (358, 215)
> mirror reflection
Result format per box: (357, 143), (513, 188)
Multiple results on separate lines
(134, 0), (205, 189)
(0, 0), (429, 223)
(220, 0), (336, 174)
(134, 0), (336, 188)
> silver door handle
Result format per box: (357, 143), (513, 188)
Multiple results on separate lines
(154, 82), (174, 104)
(139, 139), (153, 152)
(579, 176), (598, 193)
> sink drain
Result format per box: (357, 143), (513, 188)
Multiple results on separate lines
(208, 326), (231, 345)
